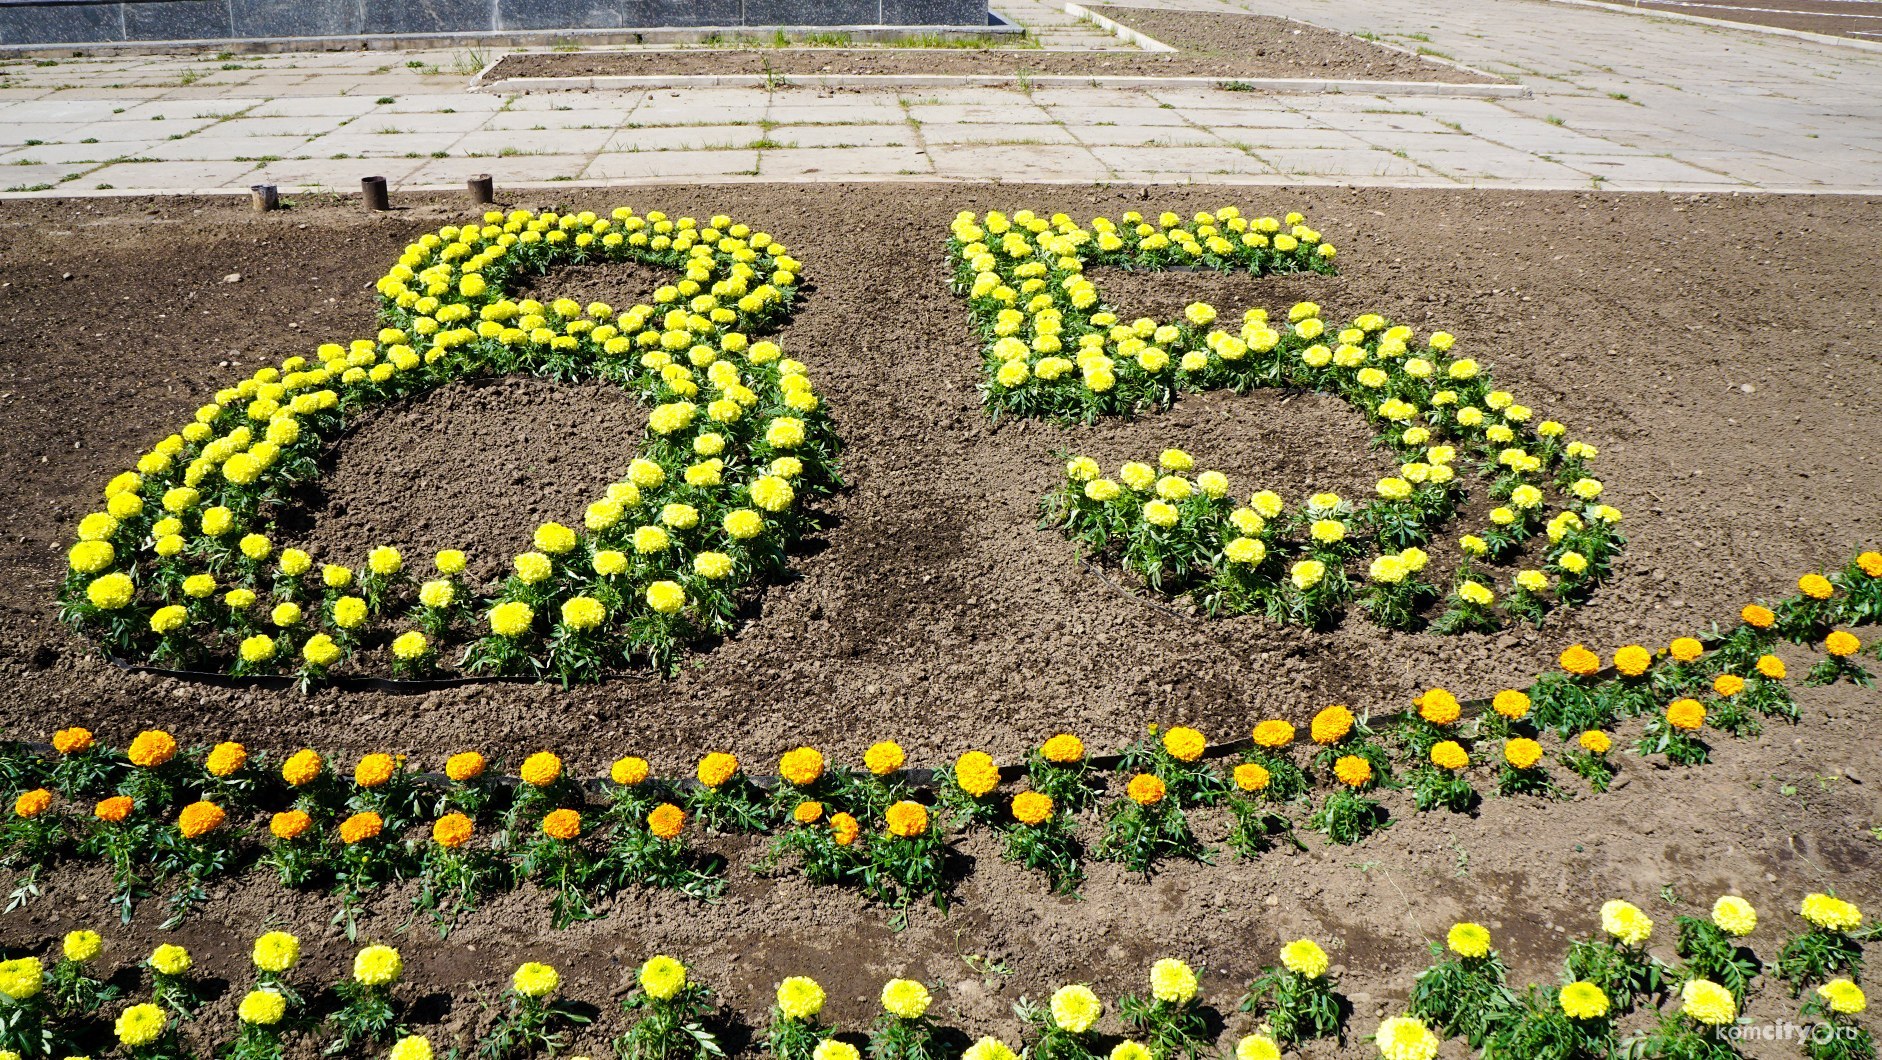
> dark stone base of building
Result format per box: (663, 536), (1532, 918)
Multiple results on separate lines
(0, 0), (997, 47)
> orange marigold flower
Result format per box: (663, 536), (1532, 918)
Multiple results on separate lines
(793, 801), (824, 825)
(1039, 734), (1085, 764)
(177, 800), (226, 838)
(1161, 725), (1207, 762)
(954, 751), (1000, 797)
(1492, 690), (1531, 720)
(647, 804), (686, 841)
(1417, 689), (1461, 726)
(1579, 730), (1612, 754)
(1504, 739), (1543, 771)
(445, 751), (486, 782)
(541, 808), (581, 841)
(1558, 644), (1602, 677)
(1741, 604), (1775, 629)
(865, 741), (907, 774)
(696, 752), (739, 789)
(1756, 654), (1787, 680)
(520, 751), (563, 788)
(1613, 645), (1652, 678)
(340, 811), (384, 844)
(1233, 762), (1271, 792)
(1858, 551), (1882, 578)
(433, 813), (473, 849)
(271, 809), (312, 840)
(95, 795), (134, 823)
(128, 729), (178, 768)
(611, 756), (650, 787)
(1333, 755), (1372, 788)
(354, 753), (396, 788)
(885, 800), (929, 838)
(1251, 719), (1296, 749)
(1430, 741), (1469, 771)
(1126, 773), (1167, 806)
(1669, 637), (1705, 663)
(1825, 630), (1861, 658)
(281, 749), (323, 787)
(1713, 674), (1745, 698)
(14, 788), (52, 818)
(1666, 699), (1706, 731)
(1799, 573), (1834, 600)
(830, 812), (860, 846)
(1011, 791), (1054, 825)
(205, 741), (247, 777)
(52, 726), (95, 755)
(1310, 705), (1355, 745)
(779, 747), (825, 787)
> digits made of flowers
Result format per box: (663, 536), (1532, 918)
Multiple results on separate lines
(946, 207), (1625, 633)
(58, 208), (837, 684)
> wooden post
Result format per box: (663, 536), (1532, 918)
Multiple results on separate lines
(249, 184), (278, 212)
(361, 175), (389, 211)
(468, 174), (495, 204)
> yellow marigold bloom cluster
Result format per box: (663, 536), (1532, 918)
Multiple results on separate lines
(1579, 730), (1613, 754)
(1333, 755), (1372, 788)
(964, 1038), (1017, 1060)
(282, 748), (323, 786)
(830, 812), (860, 847)
(1416, 689), (1460, 725)
(954, 751), (1000, 797)
(1161, 725), (1206, 762)
(816, 1042), (861, 1060)
(885, 800), (930, 838)
(1236, 1035), (1281, 1060)
(1756, 654), (1787, 680)
(1233, 763), (1271, 792)
(1801, 893), (1863, 931)
(648, 804), (686, 841)
(1613, 644), (1652, 677)
(253, 931), (300, 973)
(779, 746), (824, 786)
(1149, 958), (1197, 1004)
(1819, 979), (1866, 1015)
(1011, 791), (1054, 825)
(116, 1003), (168, 1047)
(355, 752), (397, 788)
(1491, 690), (1530, 720)
(1666, 699), (1706, 731)
(542, 809), (582, 841)
(1447, 923), (1491, 958)
(1742, 603), (1776, 629)
(52, 726), (94, 754)
(1680, 979), (1736, 1026)
(1799, 573), (1835, 600)
(1558, 644), (1601, 677)
(340, 811), (384, 844)
(354, 945), (403, 987)
(177, 801), (226, 839)
(1040, 733), (1085, 764)
(1311, 705), (1354, 745)
(520, 751), (563, 787)
(697, 752), (739, 789)
(1050, 984), (1102, 1033)
(239, 988), (287, 1026)
(390, 1036), (433, 1060)
(881, 978), (931, 1019)
(205, 741), (247, 777)
(432, 813), (474, 849)
(612, 756), (650, 787)
(271, 810), (312, 840)
(512, 962), (559, 999)
(1600, 900), (1654, 945)
(1126, 773), (1166, 806)
(128, 729), (178, 768)
(1711, 896), (1757, 936)
(0, 957), (43, 1001)
(777, 976), (826, 1020)
(1280, 940), (1329, 978)
(1560, 981), (1609, 1020)
(63, 929), (102, 963)
(1429, 741), (1468, 771)
(866, 740), (907, 774)
(1713, 673), (1744, 697)
(1503, 738), (1543, 771)
(1251, 720), (1295, 749)
(1825, 630), (1861, 657)
(446, 751), (486, 782)
(1374, 1016), (1439, 1060)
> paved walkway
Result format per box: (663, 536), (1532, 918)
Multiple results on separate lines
(0, 0), (1877, 195)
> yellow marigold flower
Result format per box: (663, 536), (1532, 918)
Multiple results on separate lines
(1430, 741), (1468, 771)
(177, 801), (225, 839)
(513, 962), (559, 999)
(955, 751), (1000, 797)
(1825, 630), (1861, 657)
(1669, 637), (1705, 663)
(446, 752), (486, 782)
(0, 957), (44, 1000)
(1149, 958), (1197, 1003)
(1161, 725), (1206, 762)
(339, 811), (383, 844)
(489, 600), (534, 637)
(1756, 654), (1787, 680)
(612, 756), (650, 787)
(1126, 773), (1166, 806)
(779, 747), (825, 787)
(1558, 644), (1601, 677)
(1050, 984), (1102, 1034)
(1579, 730), (1612, 754)
(885, 800), (930, 838)
(149, 944), (191, 976)
(793, 801), (823, 825)
(830, 812), (860, 846)
(1611, 644), (1651, 677)
(1799, 573), (1835, 600)
(62, 929), (103, 964)
(1039, 733), (1085, 764)
(252, 932), (300, 973)
(1333, 755), (1372, 788)
(1560, 981), (1609, 1020)
(646, 580), (687, 614)
(777, 976), (826, 1021)
(128, 729), (178, 768)
(1711, 896), (1756, 936)
(1818, 979), (1866, 1016)
(1741, 604), (1775, 629)
(1111, 1042), (1151, 1060)
(817, 1042), (861, 1060)
(52, 727), (94, 755)
(354, 753), (396, 788)
(1492, 690), (1530, 720)
(635, 958), (689, 1005)
(881, 978), (931, 1019)
(1280, 940), (1329, 978)
(354, 945), (402, 987)
(115, 1003), (167, 1047)
(270, 810), (312, 841)
(1234, 763), (1271, 792)
(865, 741), (907, 774)
(1801, 893), (1863, 931)
(13, 789), (51, 818)
(1235, 1035), (1281, 1060)
(1311, 705), (1354, 745)
(281, 749), (323, 786)
(239, 988), (287, 1026)
(203, 741), (247, 778)
(95, 795), (133, 823)
(1374, 1016), (1438, 1060)
(1858, 552), (1882, 578)
(1712, 674), (1744, 698)
(697, 752), (739, 789)
(1666, 698), (1706, 731)
(1251, 720), (1295, 749)
(1011, 791), (1054, 825)
(1680, 979), (1736, 1026)
(1417, 689), (1460, 726)
(1447, 923), (1491, 958)
(648, 803), (686, 841)
(432, 813), (473, 849)
(1503, 738), (1543, 771)
(520, 751), (562, 787)
(1600, 900), (1653, 945)
(541, 809), (581, 841)
(963, 1038), (1016, 1060)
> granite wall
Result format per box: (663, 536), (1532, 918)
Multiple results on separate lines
(0, 0), (994, 45)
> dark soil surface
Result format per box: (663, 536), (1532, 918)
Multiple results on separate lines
(488, 8), (1498, 86)
(0, 185), (1878, 1057)
(1590, 0), (1882, 40)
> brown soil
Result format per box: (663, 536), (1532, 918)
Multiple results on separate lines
(0, 186), (1879, 1057)
(1590, 0), (1882, 40)
(488, 9), (1498, 86)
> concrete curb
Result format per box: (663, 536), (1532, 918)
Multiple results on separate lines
(1063, 2), (1178, 52)
(473, 71), (1534, 96)
(1532, 0), (1882, 52)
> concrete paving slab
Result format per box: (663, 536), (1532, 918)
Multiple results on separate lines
(757, 145), (934, 177)
(917, 121), (1080, 144)
(769, 123), (915, 147)
(403, 154), (593, 184)
(78, 158), (264, 189)
(583, 148), (762, 180)
(0, 163), (95, 190)
(602, 124), (769, 152)
(930, 143), (1109, 180)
